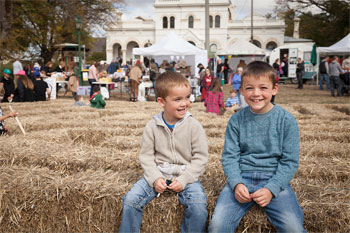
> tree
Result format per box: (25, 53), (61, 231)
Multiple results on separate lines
(0, 0), (120, 63)
(275, 0), (350, 46)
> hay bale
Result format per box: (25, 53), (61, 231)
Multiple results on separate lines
(0, 88), (349, 232)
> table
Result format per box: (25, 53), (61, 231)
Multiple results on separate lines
(92, 82), (117, 99)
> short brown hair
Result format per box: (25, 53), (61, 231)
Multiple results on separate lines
(155, 71), (190, 99)
(229, 89), (237, 94)
(241, 61), (277, 87)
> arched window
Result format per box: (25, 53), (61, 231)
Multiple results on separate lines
(188, 16), (194, 28)
(266, 41), (277, 51)
(209, 15), (213, 28)
(252, 40), (261, 48)
(170, 16), (175, 28)
(163, 16), (168, 29)
(215, 15), (220, 28)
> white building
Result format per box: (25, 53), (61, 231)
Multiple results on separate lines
(106, 0), (285, 64)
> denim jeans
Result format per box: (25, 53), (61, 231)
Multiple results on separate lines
(209, 172), (306, 233)
(330, 75), (342, 96)
(88, 79), (96, 97)
(120, 177), (208, 233)
(320, 73), (330, 90)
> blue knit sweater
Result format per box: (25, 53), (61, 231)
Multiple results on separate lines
(222, 104), (300, 197)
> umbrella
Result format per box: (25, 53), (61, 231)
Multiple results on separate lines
(311, 43), (317, 66)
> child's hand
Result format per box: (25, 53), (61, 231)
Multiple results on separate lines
(154, 178), (167, 194)
(168, 180), (183, 192)
(250, 188), (273, 207)
(8, 111), (17, 117)
(234, 183), (252, 203)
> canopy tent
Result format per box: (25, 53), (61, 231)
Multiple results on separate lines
(223, 39), (266, 55)
(318, 33), (350, 55)
(133, 32), (208, 76)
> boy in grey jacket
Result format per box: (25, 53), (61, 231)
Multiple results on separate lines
(119, 71), (209, 233)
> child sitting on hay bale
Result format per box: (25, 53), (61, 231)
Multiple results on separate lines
(209, 61), (306, 232)
(120, 71), (209, 233)
(0, 107), (17, 135)
(89, 86), (106, 109)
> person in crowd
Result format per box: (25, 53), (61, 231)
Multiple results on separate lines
(89, 85), (106, 109)
(0, 107), (17, 136)
(108, 59), (119, 74)
(128, 61), (143, 102)
(43, 61), (53, 77)
(237, 59), (247, 70)
(342, 55), (350, 72)
(216, 58), (224, 79)
(1, 69), (15, 103)
(223, 58), (230, 84)
(88, 61), (99, 97)
(119, 71), (208, 233)
(319, 56), (330, 90)
(68, 62), (80, 101)
(159, 63), (166, 74)
(225, 89), (239, 111)
(296, 58), (305, 89)
(201, 67), (214, 102)
(13, 58), (23, 75)
(33, 71), (50, 101)
(329, 56), (343, 97)
(150, 59), (159, 101)
(273, 58), (281, 78)
(13, 70), (35, 102)
(55, 61), (66, 73)
(209, 61), (306, 233)
(205, 78), (224, 115)
(232, 67), (243, 104)
(282, 55), (288, 77)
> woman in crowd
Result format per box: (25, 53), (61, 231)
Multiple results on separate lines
(13, 70), (35, 102)
(205, 78), (224, 115)
(200, 67), (213, 102)
(232, 67), (243, 104)
(43, 61), (53, 77)
(129, 61), (143, 102)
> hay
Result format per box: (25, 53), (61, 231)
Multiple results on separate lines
(0, 84), (349, 232)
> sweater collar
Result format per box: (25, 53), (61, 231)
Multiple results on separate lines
(153, 111), (191, 127)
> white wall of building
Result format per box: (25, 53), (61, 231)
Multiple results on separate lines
(105, 0), (285, 64)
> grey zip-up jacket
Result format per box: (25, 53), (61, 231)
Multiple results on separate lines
(329, 60), (343, 76)
(139, 111), (208, 188)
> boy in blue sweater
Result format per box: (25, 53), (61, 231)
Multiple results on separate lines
(209, 61), (306, 232)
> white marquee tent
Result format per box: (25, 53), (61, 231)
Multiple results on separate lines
(133, 31), (208, 76)
(224, 39), (266, 55)
(318, 33), (350, 55)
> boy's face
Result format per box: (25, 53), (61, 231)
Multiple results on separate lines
(240, 75), (278, 114)
(230, 92), (236, 98)
(158, 85), (191, 124)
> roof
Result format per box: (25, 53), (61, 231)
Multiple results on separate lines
(284, 36), (313, 43)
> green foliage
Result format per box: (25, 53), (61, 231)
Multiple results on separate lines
(0, 0), (118, 63)
(275, 0), (350, 46)
(87, 52), (106, 63)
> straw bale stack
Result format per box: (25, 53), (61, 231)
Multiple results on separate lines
(0, 90), (349, 232)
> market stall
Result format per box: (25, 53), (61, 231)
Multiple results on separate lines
(133, 32), (208, 77)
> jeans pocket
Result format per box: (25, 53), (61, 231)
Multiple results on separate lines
(123, 178), (155, 210)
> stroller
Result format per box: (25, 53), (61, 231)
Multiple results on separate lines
(340, 73), (350, 95)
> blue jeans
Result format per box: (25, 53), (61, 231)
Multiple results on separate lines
(120, 177), (208, 233)
(330, 75), (342, 96)
(320, 73), (330, 90)
(209, 172), (306, 233)
(88, 79), (97, 97)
